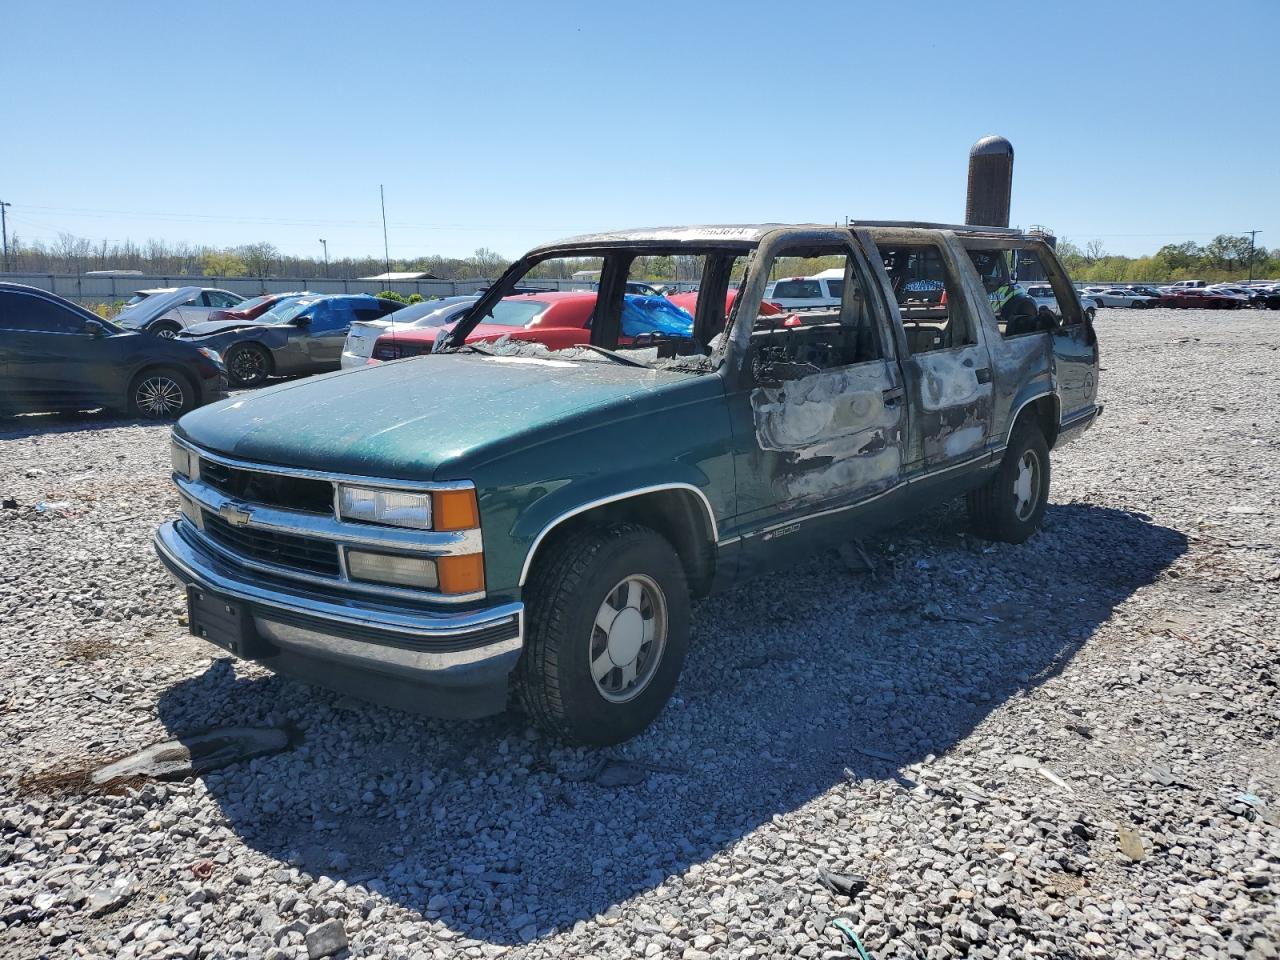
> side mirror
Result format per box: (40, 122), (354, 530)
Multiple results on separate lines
(83, 319), (106, 338)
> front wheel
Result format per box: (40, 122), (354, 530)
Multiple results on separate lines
(151, 322), (181, 339)
(130, 368), (194, 419)
(517, 523), (690, 745)
(225, 343), (272, 387)
(967, 419), (1050, 543)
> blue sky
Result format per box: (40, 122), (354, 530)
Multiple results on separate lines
(3, 0), (1276, 261)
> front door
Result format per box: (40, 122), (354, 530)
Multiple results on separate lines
(723, 232), (908, 569)
(0, 290), (101, 411)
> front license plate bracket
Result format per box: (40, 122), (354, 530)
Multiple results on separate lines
(187, 587), (270, 658)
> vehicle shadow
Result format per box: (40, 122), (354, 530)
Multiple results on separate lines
(0, 409), (174, 440)
(156, 502), (1187, 945)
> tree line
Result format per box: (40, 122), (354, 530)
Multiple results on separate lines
(4, 230), (1275, 284)
(1056, 234), (1276, 283)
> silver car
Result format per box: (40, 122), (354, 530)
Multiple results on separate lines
(341, 295), (479, 368)
(115, 286), (245, 337)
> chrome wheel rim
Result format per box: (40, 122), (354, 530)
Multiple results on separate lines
(590, 574), (667, 703)
(155, 328), (177, 339)
(230, 348), (266, 383)
(136, 376), (184, 417)
(1013, 449), (1042, 521)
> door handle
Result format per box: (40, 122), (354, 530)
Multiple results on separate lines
(975, 367), (992, 384)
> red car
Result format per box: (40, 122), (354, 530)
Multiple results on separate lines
(1158, 289), (1244, 310)
(208, 291), (313, 324)
(369, 292), (599, 361)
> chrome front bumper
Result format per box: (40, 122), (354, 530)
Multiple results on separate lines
(155, 520), (523, 690)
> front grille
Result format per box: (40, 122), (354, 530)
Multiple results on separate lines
(200, 458), (334, 514)
(201, 510), (340, 577)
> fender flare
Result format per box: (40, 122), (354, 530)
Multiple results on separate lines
(516, 482), (719, 587)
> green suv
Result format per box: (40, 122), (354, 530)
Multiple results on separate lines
(155, 222), (1100, 744)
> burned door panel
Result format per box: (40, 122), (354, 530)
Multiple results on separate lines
(748, 360), (905, 504)
(906, 346), (993, 464)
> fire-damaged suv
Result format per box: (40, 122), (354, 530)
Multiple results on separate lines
(155, 222), (1100, 744)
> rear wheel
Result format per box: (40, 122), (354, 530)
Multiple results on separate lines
(130, 368), (193, 419)
(968, 419), (1050, 543)
(225, 343), (272, 387)
(517, 523), (690, 745)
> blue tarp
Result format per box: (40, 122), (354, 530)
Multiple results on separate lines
(620, 295), (694, 338)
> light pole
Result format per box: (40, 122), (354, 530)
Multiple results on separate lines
(0, 201), (10, 273)
(319, 238), (329, 278)
(1245, 230), (1261, 283)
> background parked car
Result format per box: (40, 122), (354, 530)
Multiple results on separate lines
(1087, 288), (1157, 308)
(206, 291), (314, 325)
(0, 282), (226, 418)
(179, 293), (403, 386)
(370, 292), (600, 360)
(1160, 289), (1245, 309)
(368, 292), (696, 361)
(1026, 284), (1096, 323)
(341, 295), (478, 369)
(114, 287), (245, 337)
(763, 272), (843, 309)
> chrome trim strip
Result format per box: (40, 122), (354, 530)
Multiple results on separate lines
(177, 475), (483, 556)
(516, 483), (720, 586)
(184, 518), (487, 606)
(173, 435), (475, 493)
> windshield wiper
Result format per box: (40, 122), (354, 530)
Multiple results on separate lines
(576, 344), (651, 368)
(462, 342), (498, 356)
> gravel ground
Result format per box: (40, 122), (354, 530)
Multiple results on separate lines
(1, 308), (1277, 960)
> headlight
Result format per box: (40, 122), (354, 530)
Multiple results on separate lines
(196, 347), (223, 365)
(345, 550), (439, 589)
(338, 486), (432, 530)
(171, 441), (195, 480)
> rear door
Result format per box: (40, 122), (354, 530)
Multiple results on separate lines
(859, 230), (995, 480)
(304, 298), (360, 367)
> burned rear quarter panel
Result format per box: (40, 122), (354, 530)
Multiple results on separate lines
(435, 372), (737, 603)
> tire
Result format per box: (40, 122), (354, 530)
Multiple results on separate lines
(967, 419), (1050, 544)
(151, 322), (181, 339)
(224, 343), (272, 387)
(129, 367), (194, 419)
(517, 522), (690, 746)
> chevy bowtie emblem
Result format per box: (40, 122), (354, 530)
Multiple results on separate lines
(218, 503), (253, 527)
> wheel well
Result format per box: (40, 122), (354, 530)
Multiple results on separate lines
(1014, 394), (1060, 449)
(526, 489), (717, 598)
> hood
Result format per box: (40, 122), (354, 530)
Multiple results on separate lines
(115, 287), (202, 328)
(181, 318), (277, 337)
(175, 353), (703, 480)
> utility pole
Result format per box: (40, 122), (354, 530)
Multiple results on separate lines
(1245, 229), (1261, 282)
(319, 238), (329, 278)
(0, 201), (10, 273)
(380, 185), (391, 279)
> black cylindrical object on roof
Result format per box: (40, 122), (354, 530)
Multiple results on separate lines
(965, 135), (1014, 228)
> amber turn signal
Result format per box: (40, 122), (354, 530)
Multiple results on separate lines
(433, 489), (480, 531)
(437, 554), (485, 594)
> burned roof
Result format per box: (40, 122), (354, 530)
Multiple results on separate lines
(535, 221), (1029, 254)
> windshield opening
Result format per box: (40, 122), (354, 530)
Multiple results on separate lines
(432, 249), (760, 372)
